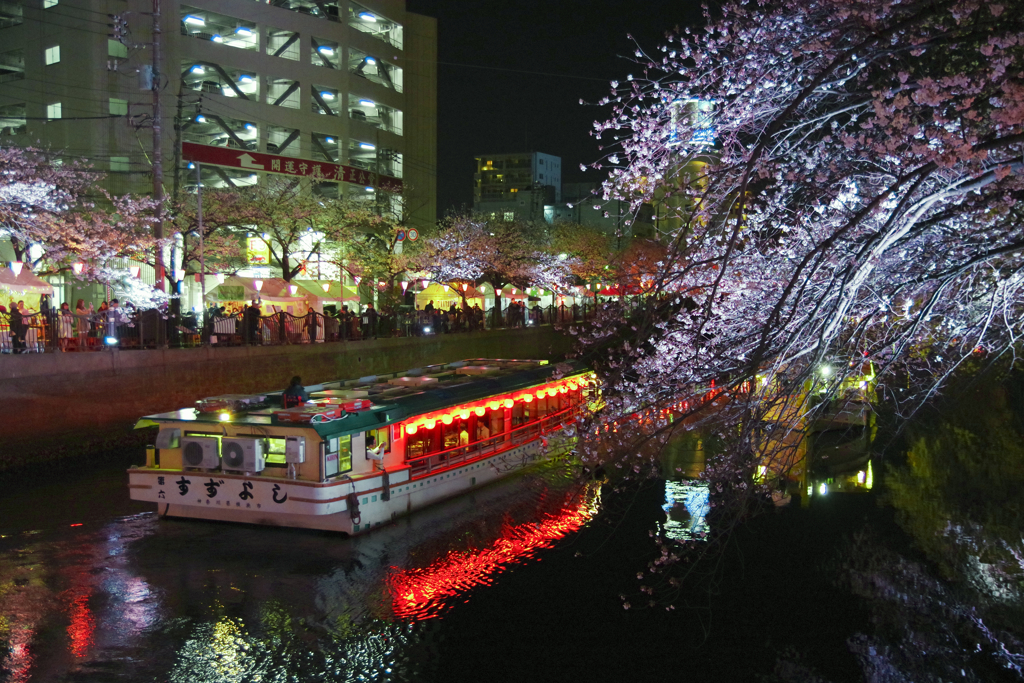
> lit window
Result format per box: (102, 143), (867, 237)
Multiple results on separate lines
(110, 157), (130, 172)
(109, 98), (128, 115)
(43, 0), (57, 8)
(46, 102), (61, 119)
(44, 45), (60, 65)
(108, 39), (127, 58)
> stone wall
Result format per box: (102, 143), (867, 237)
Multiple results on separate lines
(0, 327), (573, 470)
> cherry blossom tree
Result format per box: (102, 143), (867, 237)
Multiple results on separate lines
(571, 0), (1024, 600)
(169, 188), (249, 278)
(232, 179), (378, 282)
(416, 214), (575, 321)
(0, 145), (160, 275)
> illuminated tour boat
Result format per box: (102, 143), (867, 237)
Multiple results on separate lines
(128, 359), (593, 534)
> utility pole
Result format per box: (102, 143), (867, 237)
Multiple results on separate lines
(196, 162), (206, 312)
(152, 0), (165, 291)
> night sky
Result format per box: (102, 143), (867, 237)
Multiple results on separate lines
(403, 1), (706, 218)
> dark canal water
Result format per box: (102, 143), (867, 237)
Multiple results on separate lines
(0, 454), (874, 682)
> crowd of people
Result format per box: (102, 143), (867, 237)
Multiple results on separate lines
(1, 293), (592, 353)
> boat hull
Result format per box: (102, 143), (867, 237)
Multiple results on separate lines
(130, 438), (560, 535)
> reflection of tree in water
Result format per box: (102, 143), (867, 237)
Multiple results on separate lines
(772, 366), (1024, 683)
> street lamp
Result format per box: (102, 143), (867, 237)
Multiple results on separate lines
(9, 261), (23, 276)
(253, 279), (264, 292)
(321, 282), (330, 293)
(72, 262), (84, 275)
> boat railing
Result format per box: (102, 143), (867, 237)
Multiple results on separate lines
(405, 403), (582, 479)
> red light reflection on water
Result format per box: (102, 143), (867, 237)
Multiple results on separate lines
(66, 590), (95, 657)
(386, 490), (597, 621)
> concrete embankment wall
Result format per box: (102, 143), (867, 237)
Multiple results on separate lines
(0, 327), (573, 470)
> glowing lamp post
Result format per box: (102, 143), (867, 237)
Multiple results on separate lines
(321, 282), (330, 293)
(289, 284), (298, 296)
(253, 279), (264, 293)
(420, 278), (429, 290)
(72, 262), (84, 276)
(401, 281), (408, 293)
(9, 261), (23, 276)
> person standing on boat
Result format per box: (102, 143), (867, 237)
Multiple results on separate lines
(281, 375), (309, 408)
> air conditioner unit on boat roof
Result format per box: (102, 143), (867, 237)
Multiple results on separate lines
(222, 437), (265, 472)
(182, 436), (220, 469)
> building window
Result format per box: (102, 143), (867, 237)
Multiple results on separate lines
(0, 102), (26, 135)
(110, 157), (130, 172)
(267, 29), (299, 61)
(108, 39), (128, 59)
(44, 45), (60, 65)
(46, 102), (61, 119)
(43, 0), (57, 8)
(180, 6), (257, 51)
(109, 98), (128, 115)
(0, 1), (24, 28)
(311, 132), (339, 163)
(311, 85), (339, 115)
(267, 125), (299, 155)
(348, 48), (402, 93)
(267, 78), (300, 109)
(348, 2), (402, 49)
(311, 37), (339, 68)
(0, 48), (24, 82)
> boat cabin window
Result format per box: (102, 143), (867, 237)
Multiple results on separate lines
(325, 434), (352, 477)
(367, 427), (390, 456)
(265, 437), (288, 466)
(405, 406), (504, 461)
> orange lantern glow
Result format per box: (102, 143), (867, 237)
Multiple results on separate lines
(474, 406), (486, 417)
(460, 409), (470, 420)
(522, 394), (533, 403)
(559, 386), (568, 394)
(442, 414), (453, 425)
(424, 419), (436, 430)
(535, 391), (545, 400)
(503, 399), (514, 409)
(489, 401), (500, 411)
(568, 382), (578, 391)
(405, 424), (418, 435)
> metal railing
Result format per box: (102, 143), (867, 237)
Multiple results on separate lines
(405, 402), (582, 479)
(0, 302), (608, 354)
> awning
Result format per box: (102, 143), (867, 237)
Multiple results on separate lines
(208, 275), (303, 304)
(293, 279), (359, 303)
(0, 267), (54, 295)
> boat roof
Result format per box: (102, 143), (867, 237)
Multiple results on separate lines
(137, 358), (588, 438)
